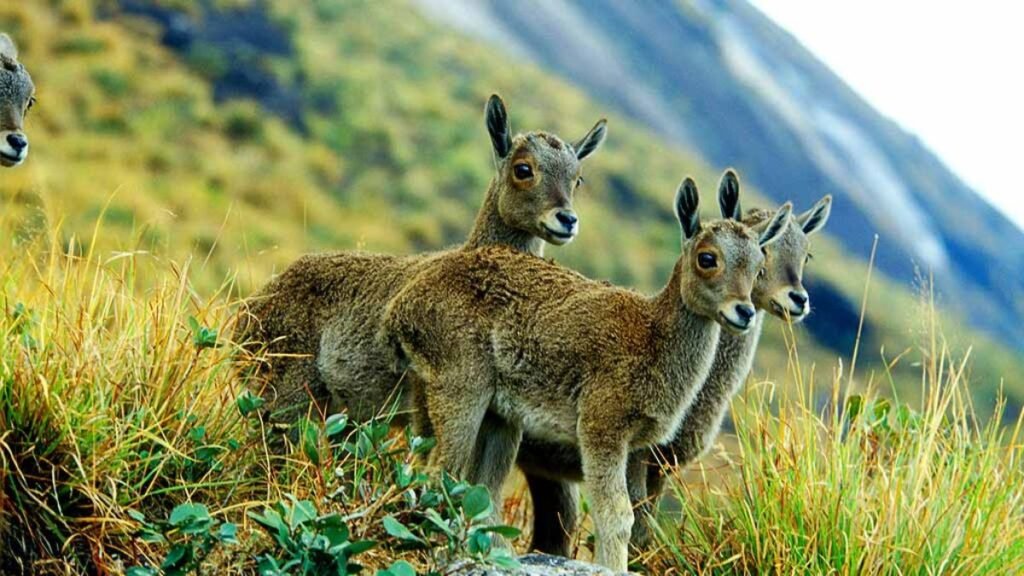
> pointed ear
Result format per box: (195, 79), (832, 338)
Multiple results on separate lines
(675, 177), (702, 240)
(717, 168), (741, 221)
(573, 118), (608, 161)
(485, 94), (512, 160)
(796, 195), (832, 235)
(758, 203), (792, 247)
(0, 34), (17, 60)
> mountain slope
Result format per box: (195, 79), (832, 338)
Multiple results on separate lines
(1, 0), (1019, 411)
(412, 0), (1024, 349)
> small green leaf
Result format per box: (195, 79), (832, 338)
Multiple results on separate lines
(462, 485), (491, 520)
(468, 530), (491, 555)
(420, 489), (442, 508)
(195, 445), (223, 463)
(126, 567), (159, 576)
(285, 496), (318, 530)
(320, 523), (350, 547)
(845, 395), (864, 422)
(488, 549), (522, 570)
(410, 435), (436, 455)
(396, 462), (414, 488)
(138, 528), (166, 544)
(423, 508), (453, 536)
(325, 413), (349, 438)
(127, 509), (147, 523)
(871, 398), (892, 429)
(248, 508), (291, 549)
(236, 390), (265, 417)
(169, 502), (210, 527)
(218, 522), (239, 544)
(297, 419), (321, 465)
(346, 539), (377, 555)
(478, 525), (521, 538)
(382, 516), (423, 543)
(379, 560), (416, 576)
(161, 544), (189, 569)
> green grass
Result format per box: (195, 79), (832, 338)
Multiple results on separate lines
(647, 307), (1024, 575)
(1, 223), (1022, 575)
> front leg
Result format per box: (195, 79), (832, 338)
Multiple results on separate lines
(626, 450), (655, 547)
(579, 422), (632, 572)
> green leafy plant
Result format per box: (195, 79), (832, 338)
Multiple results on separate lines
(381, 476), (521, 571)
(248, 495), (376, 575)
(376, 559), (417, 576)
(237, 390), (266, 417)
(188, 316), (219, 350)
(286, 408), (519, 573)
(127, 503), (238, 576)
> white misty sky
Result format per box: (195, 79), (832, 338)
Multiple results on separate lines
(750, 1), (1024, 230)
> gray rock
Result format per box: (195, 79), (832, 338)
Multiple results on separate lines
(445, 553), (632, 576)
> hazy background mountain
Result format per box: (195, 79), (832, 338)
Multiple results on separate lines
(413, 0), (1024, 350)
(1, 0), (1019, 413)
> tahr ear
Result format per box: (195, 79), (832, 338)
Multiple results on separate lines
(717, 168), (741, 221)
(797, 195), (832, 235)
(675, 177), (702, 240)
(758, 203), (792, 247)
(573, 118), (608, 161)
(0, 34), (17, 60)
(485, 94), (512, 160)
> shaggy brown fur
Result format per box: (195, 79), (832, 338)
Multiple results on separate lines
(383, 171), (792, 571)
(234, 94), (607, 424)
(0, 33), (35, 168)
(521, 194), (833, 555)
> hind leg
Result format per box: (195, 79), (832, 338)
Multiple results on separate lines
(526, 474), (578, 557)
(423, 369), (491, 482)
(320, 324), (406, 424)
(470, 413), (522, 546)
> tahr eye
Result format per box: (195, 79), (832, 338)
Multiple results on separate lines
(576, 176), (585, 188)
(513, 163), (533, 180)
(757, 267), (766, 279)
(697, 252), (718, 270)
(26, 96), (35, 111)
(806, 252), (814, 264)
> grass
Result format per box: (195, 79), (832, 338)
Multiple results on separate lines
(645, 296), (1024, 574)
(1, 225), (1022, 575)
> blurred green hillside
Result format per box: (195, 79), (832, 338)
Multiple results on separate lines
(1, 0), (1019, 411)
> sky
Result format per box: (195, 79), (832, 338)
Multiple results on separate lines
(750, 1), (1024, 230)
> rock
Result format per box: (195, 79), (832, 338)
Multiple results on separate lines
(446, 553), (631, 576)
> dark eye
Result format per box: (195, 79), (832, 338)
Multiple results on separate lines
(576, 176), (585, 188)
(513, 163), (533, 180)
(697, 252), (718, 270)
(26, 96), (35, 112)
(758, 267), (766, 279)
(806, 252), (814, 264)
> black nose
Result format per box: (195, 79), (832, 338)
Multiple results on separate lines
(7, 133), (27, 152)
(789, 291), (808, 309)
(555, 210), (578, 228)
(735, 304), (756, 323)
